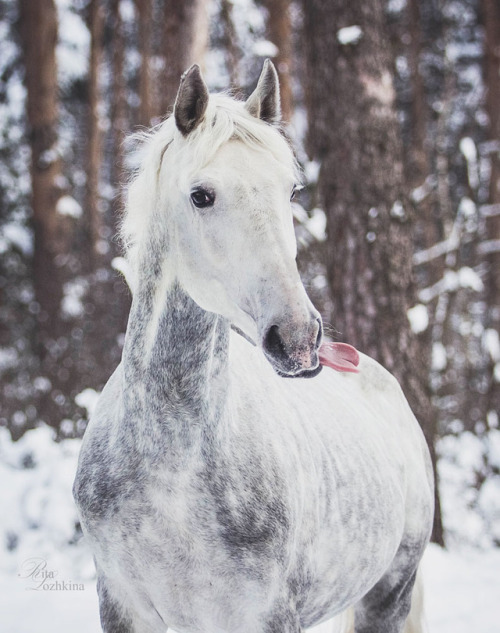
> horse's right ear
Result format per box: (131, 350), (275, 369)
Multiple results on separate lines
(174, 65), (209, 136)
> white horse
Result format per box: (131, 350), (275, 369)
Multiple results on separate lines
(74, 61), (434, 633)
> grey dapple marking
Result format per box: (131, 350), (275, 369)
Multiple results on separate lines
(73, 61), (434, 633)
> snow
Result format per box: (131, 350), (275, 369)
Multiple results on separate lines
(0, 223), (33, 255)
(411, 176), (436, 204)
(457, 196), (476, 218)
(421, 545), (500, 633)
(445, 42), (483, 63)
(459, 137), (479, 190)
(407, 304), (429, 334)
(61, 278), (87, 318)
(361, 70), (395, 106)
(390, 200), (406, 220)
(387, 0), (407, 13)
(305, 208), (327, 242)
(419, 267), (483, 303)
(75, 389), (100, 419)
(303, 160), (320, 185)
(56, 0), (90, 85)
(253, 40), (279, 58)
(1, 424), (500, 631)
(478, 239), (500, 255)
(119, 0), (136, 22)
(494, 363), (500, 383)
(0, 347), (18, 370)
(337, 26), (363, 46)
(432, 342), (447, 371)
(437, 430), (500, 548)
(56, 195), (82, 219)
(483, 328), (500, 362)
(0, 574), (101, 633)
(479, 203), (500, 217)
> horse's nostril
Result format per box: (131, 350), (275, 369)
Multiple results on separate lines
(263, 324), (286, 358)
(315, 318), (323, 350)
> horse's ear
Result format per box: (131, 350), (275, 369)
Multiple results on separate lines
(245, 59), (281, 124)
(174, 64), (209, 136)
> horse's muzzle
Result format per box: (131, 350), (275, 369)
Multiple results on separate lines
(262, 316), (323, 377)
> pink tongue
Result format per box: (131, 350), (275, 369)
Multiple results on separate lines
(318, 342), (360, 373)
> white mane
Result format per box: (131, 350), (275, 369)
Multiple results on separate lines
(121, 93), (301, 287)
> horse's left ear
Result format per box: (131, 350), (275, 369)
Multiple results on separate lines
(174, 64), (209, 136)
(245, 59), (281, 124)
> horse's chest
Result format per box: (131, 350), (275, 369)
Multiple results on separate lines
(90, 465), (288, 633)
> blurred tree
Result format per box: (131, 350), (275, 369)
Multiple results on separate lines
(220, 0), (241, 88)
(261, 0), (293, 121)
(301, 0), (444, 544)
(482, 0), (500, 422)
(110, 0), (128, 208)
(18, 0), (69, 338)
(135, 0), (155, 126)
(161, 0), (209, 114)
(87, 0), (105, 263)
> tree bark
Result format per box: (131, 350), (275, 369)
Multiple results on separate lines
(110, 0), (128, 194)
(301, 0), (444, 544)
(87, 0), (105, 263)
(481, 0), (500, 421)
(18, 0), (69, 339)
(135, 0), (155, 126)
(262, 0), (294, 122)
(220, 0), (241, 89)
(161, 0), (209, 115)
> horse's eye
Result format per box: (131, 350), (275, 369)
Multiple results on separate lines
(191, 188), (215, 209)
(290, 186), (299, 201)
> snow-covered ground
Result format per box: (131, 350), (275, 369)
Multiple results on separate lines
(3, 544), (500, 633)
(1, 424), (499, 632)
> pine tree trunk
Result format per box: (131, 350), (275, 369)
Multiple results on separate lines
(262, 0), (293, 122)
(482, 0), (500, 421)
(135, 0), (154, 126)
(87, 0), (104, 263)
(18, 0), (70, 340)
(161, 0), (209, 114)
(301, 0), (444, 544)
(220, 0), (241, 88)
(110, 0), (128, 199)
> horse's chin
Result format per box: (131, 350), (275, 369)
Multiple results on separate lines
(274, 364), (323, 379)
(264, 351), (322, 379)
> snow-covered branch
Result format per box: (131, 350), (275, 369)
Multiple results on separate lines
(418, 267), (483, 303)
(477, 239), (500, 255)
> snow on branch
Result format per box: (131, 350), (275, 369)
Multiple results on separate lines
(418, 267), (483, 303)
(413, 236), (459, 266)
(337, 26), (363, 45)
(477, 239), (500, 255)
(459, 137), (479, 190)
(413, 197), (475, 266)
(479, 203), (500, 217)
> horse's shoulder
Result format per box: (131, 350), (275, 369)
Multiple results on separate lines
(74, 364), (137, 519)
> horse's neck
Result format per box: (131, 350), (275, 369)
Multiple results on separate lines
(121, 272), (230, 443)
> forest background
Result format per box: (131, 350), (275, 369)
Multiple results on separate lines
(0, 0), (499, 573)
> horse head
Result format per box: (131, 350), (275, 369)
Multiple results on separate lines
(126, 61), (323, 377)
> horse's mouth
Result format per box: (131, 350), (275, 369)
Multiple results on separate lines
(275, 364), (323, 379)
(263, 340), (321, 378)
